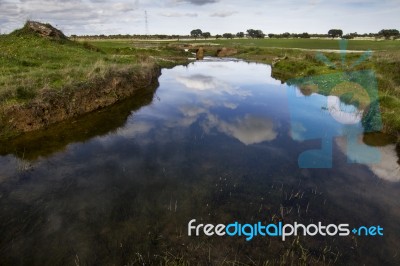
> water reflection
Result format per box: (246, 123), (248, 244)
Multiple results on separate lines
(327, 95), (363, 124)
(0, 61), (399, 265)
(0, 83), (159, 160)
(202, 114), (277, 145)
(337, 133), (400, 182)
(363, 144), (400, 182)
(176, 74), (251, 97)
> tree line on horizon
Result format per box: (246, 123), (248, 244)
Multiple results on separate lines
(71, 28), (400, 40)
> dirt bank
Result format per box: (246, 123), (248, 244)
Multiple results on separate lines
(0, 63), (161, 139)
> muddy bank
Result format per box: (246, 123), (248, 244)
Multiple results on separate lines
(0, 63), (161, 139)
(0, 82), (159, 160)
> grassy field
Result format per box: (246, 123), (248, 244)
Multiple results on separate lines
(0, 23), (191, 138)
(0, 35), (187, 106)
(185, 37), (400, 51)
(0, 34), (145, 106)
(0, 34), (97, 103)
(103, 37), (400, 51)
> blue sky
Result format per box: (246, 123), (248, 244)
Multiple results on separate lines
(0, 0), (398, 35)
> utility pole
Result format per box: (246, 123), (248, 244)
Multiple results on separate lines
(145, 10), (149, 36)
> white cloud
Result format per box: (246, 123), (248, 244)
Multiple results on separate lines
(216, 115), (277, 145)
(180, 106), (207, 117)
(159, 12), (198, 17)
(116, 121), (154, 138)
(210, 11), (237, 17)
(223, 102), (238, 109)
(336, 137), (400, 182)
(176, 75), (217, 91)
(368, 145), (400, 182)
(201, 113), (278, 145)
(290, 122), (307, 141)
(172, 0), (219, 5)
(0, 0), (398, 35)
(175, 74), (251, 97)
(326, 96), (363, 125)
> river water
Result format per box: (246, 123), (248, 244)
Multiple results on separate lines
(0, 60), (399, 265)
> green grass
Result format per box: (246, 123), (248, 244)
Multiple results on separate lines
(0, 34), (120, 104)
(133, 37), (400, 51)
(221, 38), (400, 50)
(0, 33), (188, 106)
(84, 39), (190, 66)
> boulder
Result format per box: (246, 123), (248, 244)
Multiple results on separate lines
(271, 55), (288, 66)
(196, 47), (204, 60)
(25, 21), (68, 40)
(216, 47), (238, 57)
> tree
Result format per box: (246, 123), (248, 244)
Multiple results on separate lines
(202, 32), (211, 39)
(156, 34), (167, 39)
(236, 32), (244, 38)
(215, 34), (222, 39)
(223, 33), (234, 39)
(246, 29), (265, 38)
(299, 32), (310, 38)
(378, 29), (399, 39)
(172, 34), (180, 41)
(342, 34), (354, 39)
(328, 29), (343, 38)
(190, 29), (202, 40)
(342, 32), (358, 39)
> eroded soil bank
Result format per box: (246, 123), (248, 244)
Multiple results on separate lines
(0, 63), (161, 139)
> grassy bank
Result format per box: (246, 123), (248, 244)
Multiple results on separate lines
(186, 37), (400, 51)
(234, 46), (400, 136)
(0, 29), (188, 106)
(0, 23), (189, 139)
(221, 39), (400, 137)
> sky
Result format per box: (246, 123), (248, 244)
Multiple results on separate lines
(0, 0), (399, 35)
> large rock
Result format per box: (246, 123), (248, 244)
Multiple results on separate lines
(271, 55), (288, 66)
(25, 21), (68, 40)
(196, 47), (204, 60)
(216, 47), (238, 57)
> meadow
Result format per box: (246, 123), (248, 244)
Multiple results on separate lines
(0, 24), (187, 138)
(184, 37), (400, 51)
